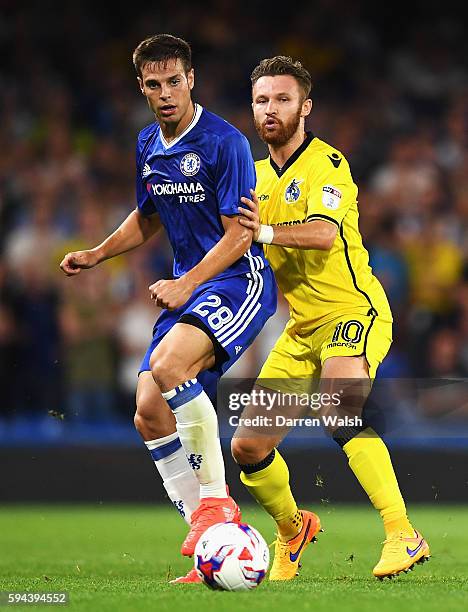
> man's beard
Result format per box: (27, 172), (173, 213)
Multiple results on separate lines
(255, 106), (302, 146)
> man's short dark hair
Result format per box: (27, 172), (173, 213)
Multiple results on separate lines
(251, 56), (312, 99)
(133, 34), (192, 78)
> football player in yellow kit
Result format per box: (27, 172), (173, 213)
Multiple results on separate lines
(231, 56), (430, 580)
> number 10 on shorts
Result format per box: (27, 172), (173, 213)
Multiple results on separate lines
(332, 320), (365, 344)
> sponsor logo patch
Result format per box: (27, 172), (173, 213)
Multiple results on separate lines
(322, 185), (342, 210)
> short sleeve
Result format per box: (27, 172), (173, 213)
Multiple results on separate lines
(215, 133), (256, 216)
(305, 157), (358, 227)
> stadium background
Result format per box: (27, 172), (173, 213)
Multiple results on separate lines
(0, 0), (467, 504)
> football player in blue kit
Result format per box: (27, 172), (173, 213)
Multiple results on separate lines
(60, 34), (276, 583)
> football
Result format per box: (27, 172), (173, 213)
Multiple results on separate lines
(194, 522), (270, 591)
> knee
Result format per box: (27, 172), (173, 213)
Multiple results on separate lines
(134, 389), (175, 439)
(135, 385), (154, 427)
(150, 350), (190, 391)
(134, 396), (154, 435)
(231, 437), (272, 466)
(133, 410), (147, 434)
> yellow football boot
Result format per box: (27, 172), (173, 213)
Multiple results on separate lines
(269, 510), (322, 581)
(373, 529), (430, 579)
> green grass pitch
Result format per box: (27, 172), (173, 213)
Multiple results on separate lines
(0, 504), (467, 611)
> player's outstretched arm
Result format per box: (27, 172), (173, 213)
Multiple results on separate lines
(60, 209), (162, 276)
(238, 190), (337, 251)
(149, 215), (253, 310)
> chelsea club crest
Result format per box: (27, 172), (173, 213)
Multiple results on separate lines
(180, 152), (201, 177)
(284, 178), (303, 203)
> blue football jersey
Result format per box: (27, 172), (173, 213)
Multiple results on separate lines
(135, 104), (269, 279)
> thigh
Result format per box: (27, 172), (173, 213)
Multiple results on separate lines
(317, 355), (372, 434)
(150, 321), (216, 373)
(138, 312), (220, 406)
(311, 315), (391, 429)
(180, 268), (277, 376)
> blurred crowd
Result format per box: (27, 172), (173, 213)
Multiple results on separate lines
(0, 1), (467, 426)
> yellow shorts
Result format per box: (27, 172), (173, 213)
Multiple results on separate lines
(258, 313), (392, 387)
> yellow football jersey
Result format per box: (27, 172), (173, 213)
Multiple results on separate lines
(256, 133), (392, 333)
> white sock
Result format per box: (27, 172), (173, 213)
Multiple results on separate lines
(162, 379), (227, 499)
(145, 432), (200, 524)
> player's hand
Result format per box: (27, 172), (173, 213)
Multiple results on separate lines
(59, 250), (100, 276)
(238, 189), (260, 241)
(149, 276), (196, 310)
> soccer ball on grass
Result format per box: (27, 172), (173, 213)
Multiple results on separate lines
(195, 522), (270, 591)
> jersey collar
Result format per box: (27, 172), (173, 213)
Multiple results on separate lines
(269, 131), (314, 177)
(160, 103), (203, 149)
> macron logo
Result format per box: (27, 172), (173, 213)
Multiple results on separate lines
(235, 346), (243, 354)
(142, 163), (151, 178)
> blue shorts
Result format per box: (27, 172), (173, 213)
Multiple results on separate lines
(139, 266), (277, 403)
